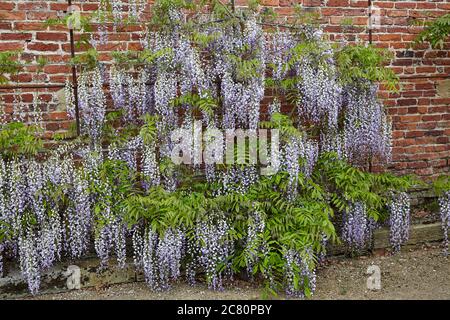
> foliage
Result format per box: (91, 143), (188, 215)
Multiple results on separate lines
(314, 152), (417, 222)
(0, 51), (22, 84)
(433, 175), (450, 196)
(415, 13), (450, 49)
(335, 44), (399, 91)
(71, 48), (100, 70)
(0, 122), (43, 159)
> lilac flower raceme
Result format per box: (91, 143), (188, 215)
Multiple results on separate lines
(296, 61), (342, 131)
(343, 84), (392, 165)
(245, 211), (266, 278)
(266, 32), (295, 83)
(109, 70), (150, 123)
(67, 171), (91, 259)
(196, 216), (232, 291)
(342, 202), (371, 251)
(439, 192), (450, 255)
(93, 183), (127, 270)
(281, 136), (301, 199)
(284, 248), (317, 298)
(78, 67), (107, 143)
(107, 137), (142, 172)
(112, 218), (127, 269)
(110, 0), (123, 24)
(131, 225), (144, 270)
(95, 223), (112, 270)
(388, 192), (411, 253)
(299, 138), (319, 178)
(129, 0), (146, 21)
(109, 66), (126, 110)
(0, 243), (4, 277)
(142, 229), (158, 290)
(142, 143), (161, 189)
(155, 228), (185, 290)
(220, 166), (259, 195)
(64, 80), (76, 119)
(0, 160), (7, 233)
(18, 232), (41, 295)
(136, 227), (185, 291)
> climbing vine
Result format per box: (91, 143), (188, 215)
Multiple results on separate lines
(1, 0), (445, 298)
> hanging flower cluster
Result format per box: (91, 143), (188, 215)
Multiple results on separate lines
(109, 67), (151, 122)
(0, 155), (81, 293)
(341, 202), (371, 251)
(296, 62), (341, 130)
(244, 211), (266, 278)
(439, 192), (450, 255)
(131, 226), (185, 291)
(194, 216), (233, 291)
(78, 67), (107, 142)
(388, 192), (411, 253)
(342, 84), (392, 165)
(107, 0), (146, 26)
(284, 248), (317, 298)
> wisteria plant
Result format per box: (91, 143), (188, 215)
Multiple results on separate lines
(0, 0), (439, 298)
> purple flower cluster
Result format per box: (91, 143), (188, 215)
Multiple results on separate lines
(297, 62), (342, 130)
(281, 137), (301, 198)
(132, 227), (185, 290)
(244, 211), (266, 278)
(108, 137), (142, 172)
(18, 232), (41, 295)
(439, 192), (450, 255)
(220, 166), (259, 195)
(129, 0), (146, 21)
(89, 24), (108, 49)
(78, 67), (106, 143)
(342, 202), (370, 251)
(343, 84), (392, 165)
(195, 216), (232, 291)
(299, 138), (319, 178)
(265, 32), (295, 83)
(66, 170), (91, 259)
(0, 243), (4, 277)
(64, 80), (75, 119)
(155, 228), (184, 290)
(284, 248), (317, 298)
(388, 192), (410, 253)
(142, 143), (161, 189)
(0, 152), (92, 293)
(109, 67), (151, 123)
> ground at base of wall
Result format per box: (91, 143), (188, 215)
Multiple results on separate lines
(19, 244), (449, 300)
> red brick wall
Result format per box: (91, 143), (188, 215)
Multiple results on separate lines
(0, 0), (449, 178)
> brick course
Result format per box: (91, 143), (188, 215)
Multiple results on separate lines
(0, 0), (449, 179)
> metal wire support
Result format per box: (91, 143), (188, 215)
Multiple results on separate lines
(68, 0), (81, 136)
(368, 0), (373, 45)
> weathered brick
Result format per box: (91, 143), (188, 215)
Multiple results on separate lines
(0, 33), (32, 41)
(36, 32), (68, 42)
(27, 42), (60, 52)
(0, 2), (15, 10)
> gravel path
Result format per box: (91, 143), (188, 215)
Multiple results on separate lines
(24, 245), (450, 300)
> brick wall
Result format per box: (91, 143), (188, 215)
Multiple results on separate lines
(0, 0), (449, 179)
